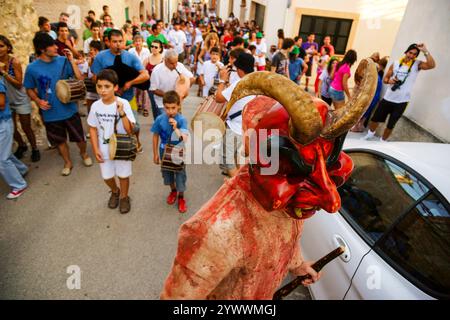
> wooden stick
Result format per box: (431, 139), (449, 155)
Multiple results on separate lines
(273, 246), (345, 300)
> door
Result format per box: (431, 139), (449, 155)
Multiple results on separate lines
(301, 151), (437, 299)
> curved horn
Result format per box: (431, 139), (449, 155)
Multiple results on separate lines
(227, 71), (323, 144)
(321, 58), (378, 139)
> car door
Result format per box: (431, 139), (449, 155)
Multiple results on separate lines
(351, 189), (450, 299)
(337, 150), (449, 299)
(301, 150), (438, 299)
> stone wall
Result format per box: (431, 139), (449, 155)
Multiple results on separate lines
(0, 0), (38, 67)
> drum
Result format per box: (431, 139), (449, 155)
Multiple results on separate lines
(175, 74), (191, 101)
(84, 78), (97, 93)
(56, 79), (86, 104)
(161, 144), (184, 172)
(109, 133), (137, 161)
(191, 95), (227, 142)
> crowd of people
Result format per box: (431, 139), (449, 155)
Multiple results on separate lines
(0, 2), (436, 213)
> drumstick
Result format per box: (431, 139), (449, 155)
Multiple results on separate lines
(272, 246), (345, 300)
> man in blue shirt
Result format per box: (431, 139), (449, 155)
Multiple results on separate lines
(91, 29), (149, 102)
(24, 32), (93, 176)
(0, 77), (28, 199)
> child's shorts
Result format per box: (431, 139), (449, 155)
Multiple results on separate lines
(100, 159), (132, 180)
(161, 168), (187, 192)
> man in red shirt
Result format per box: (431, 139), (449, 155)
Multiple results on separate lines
(320, 35), (335, 56)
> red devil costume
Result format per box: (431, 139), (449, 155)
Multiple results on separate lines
(161, 59), (378, 299)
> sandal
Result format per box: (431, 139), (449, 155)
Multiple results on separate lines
(61, 166), (73, 176)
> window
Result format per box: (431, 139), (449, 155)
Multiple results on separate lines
(376, 192), (450, 297)
(298, 15), (353, 54)
(339, 150), (450, 298)
(338, 152), (429, 242)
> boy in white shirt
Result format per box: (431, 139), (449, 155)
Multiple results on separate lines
(87, 69), (136, 214)
(199, 47), (223, 97)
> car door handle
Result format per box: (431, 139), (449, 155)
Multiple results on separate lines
(333, 234), (351, 262)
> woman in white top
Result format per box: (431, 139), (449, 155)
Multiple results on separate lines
(143, 39), (164, 119)
(129, 35), (151, 117)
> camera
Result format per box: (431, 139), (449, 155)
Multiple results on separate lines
(391, 79), (402, 91)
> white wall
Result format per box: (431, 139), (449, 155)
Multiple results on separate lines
(388, 0), (450, 142)
(250, 0), (289, 48)
(284, 0), (408, 59)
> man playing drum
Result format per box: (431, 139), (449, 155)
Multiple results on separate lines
(215, 52), (255, 178)
(24, 32), (93, 176)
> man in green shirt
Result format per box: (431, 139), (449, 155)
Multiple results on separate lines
(147, 23), (169, 48)
(83, 16), (94, 41)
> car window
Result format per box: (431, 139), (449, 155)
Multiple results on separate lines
(376, 192), (450, 297)
(339, 152), (429, 242)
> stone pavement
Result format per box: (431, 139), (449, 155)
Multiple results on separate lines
(0, 86), (311, 300)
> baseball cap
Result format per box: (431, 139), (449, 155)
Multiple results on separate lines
(256, 32), (263, 38)
(233, 52), (255, 74)
(291, 45), (300, 55)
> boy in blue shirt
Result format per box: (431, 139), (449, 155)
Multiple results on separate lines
(24, 32), (92, 176)
(151, 91), (189, 213)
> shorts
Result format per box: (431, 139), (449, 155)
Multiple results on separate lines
(10, 102), (32, 115)
(305, 59), (313, 77)
(99, 159), (132, 179)
(161, 168), (187, 192)
(220, 126), (243, 171)
(44, 113), (85, 146)
(371, 99), (408, 129)
(329, 86), (345, 102)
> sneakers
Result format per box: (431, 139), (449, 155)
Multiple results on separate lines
(82, 156), (93, 167)
(178, 197), (187, 213)
(14, 145), (28, 159)
(167, 191), (177, 205)
(6, 187), (27, 199)
(361, 130), (376, 141)
(31, 149), (41, 162)
(119, 196), (131, 214)
(108, 189), (120, 209)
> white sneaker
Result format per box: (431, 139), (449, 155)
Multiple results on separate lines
(361, 130), (376, 140)
(379, 137), (388, 142)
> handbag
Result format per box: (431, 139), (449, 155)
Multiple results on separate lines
(108, 104), (138, 161)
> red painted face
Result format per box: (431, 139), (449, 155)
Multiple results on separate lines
(243, 96), (353, 220)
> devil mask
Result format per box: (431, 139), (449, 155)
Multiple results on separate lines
(229, 59), (378, 220)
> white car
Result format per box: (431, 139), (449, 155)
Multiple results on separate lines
(301, 139), (450, 300)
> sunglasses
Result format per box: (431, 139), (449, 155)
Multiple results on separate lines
(151, 45), (160, 49)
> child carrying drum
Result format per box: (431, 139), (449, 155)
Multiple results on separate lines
(87, 69), (136, 214)
(151, 91), (189, 213)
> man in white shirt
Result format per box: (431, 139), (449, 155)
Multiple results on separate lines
(168, 21), (187, 62)
(254, 32), (267, 71)
(215, 52), (255, 177)
(150, 49), (195, 110)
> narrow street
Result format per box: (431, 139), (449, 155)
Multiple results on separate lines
(0, 86), (310, 300)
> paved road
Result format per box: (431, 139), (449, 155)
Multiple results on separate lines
(0, 86), (311, 300)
